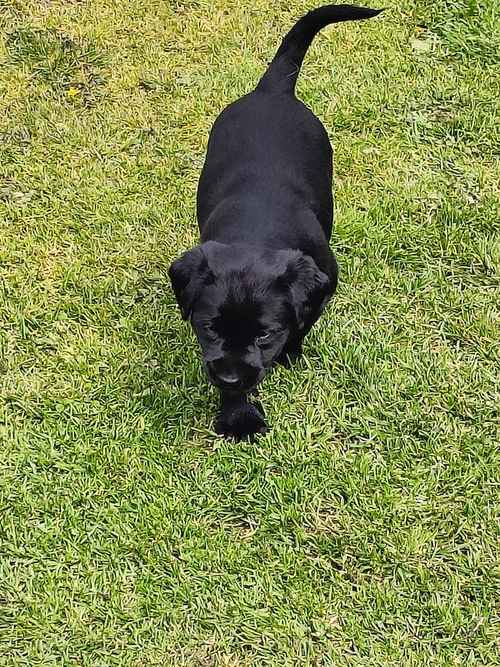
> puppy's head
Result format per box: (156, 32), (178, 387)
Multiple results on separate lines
(169, 241), (333, 393)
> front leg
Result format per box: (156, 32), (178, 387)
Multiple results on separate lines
(276, 336), (303, 367)
(275, 298), (331, 368)
(215, 391), (268, 440)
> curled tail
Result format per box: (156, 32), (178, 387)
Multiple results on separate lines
(257, 4), (383, 95)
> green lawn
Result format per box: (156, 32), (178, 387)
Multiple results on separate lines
(1, 0), (499, 664)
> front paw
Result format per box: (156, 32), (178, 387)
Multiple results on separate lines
(215, 401), (268, 440)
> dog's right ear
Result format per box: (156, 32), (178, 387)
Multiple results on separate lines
(168, 246), (213, 320)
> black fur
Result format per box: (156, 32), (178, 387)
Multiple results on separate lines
(169, 5), (382, 439)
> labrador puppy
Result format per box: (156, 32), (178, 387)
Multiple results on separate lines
(169, 4), (382, 439)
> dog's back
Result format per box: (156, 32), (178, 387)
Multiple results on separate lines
(197, 92), (333, 250)
(197, 5), (383, 254)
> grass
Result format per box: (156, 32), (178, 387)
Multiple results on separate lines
(0, 0), (499, 664)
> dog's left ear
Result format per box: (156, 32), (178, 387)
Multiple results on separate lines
(168, 245), (213, 320)
(277, 251), (331, 329)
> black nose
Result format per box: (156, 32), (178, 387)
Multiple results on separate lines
(217, 371), (239, 386)
(210, 360), (242, 389)
(207, 358), (259, 391)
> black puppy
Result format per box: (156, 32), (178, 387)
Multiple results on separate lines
(169, 4), (382, 439)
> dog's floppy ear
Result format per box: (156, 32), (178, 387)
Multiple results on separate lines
(168, 245), (214, 320)
(277, 250), (331, 329)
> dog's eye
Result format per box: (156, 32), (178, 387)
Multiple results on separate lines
(256, 333), (271, 345)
